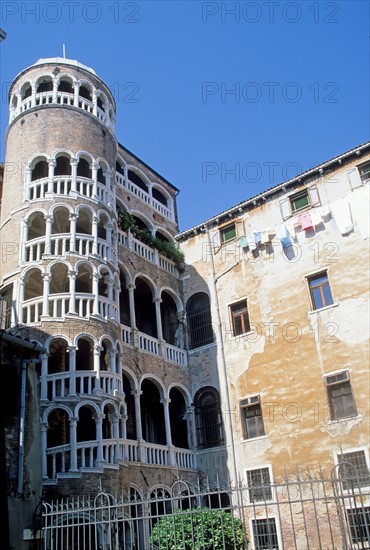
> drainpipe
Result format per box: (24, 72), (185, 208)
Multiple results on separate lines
(17, 359), (40, 496)
(204, 226), (240, 493)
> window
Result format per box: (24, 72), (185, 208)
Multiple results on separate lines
(307, 271), (334, 310)
(337, 450), (370, 490)
(325, 371), (357, 420)
(0, 285), (13, 330)
(280, 184), (320, 220)
(246, 467), (272, 502)
(252, 518), (279, 550)
(194, 387), (224, 449)
(359, 161), (370, 184)
(220, 223), (236, 244)
(230, 300), (250, 336)
(346, 507), (370, 545)
(240, 395), (265, 439)
(186, 293), (214, 350)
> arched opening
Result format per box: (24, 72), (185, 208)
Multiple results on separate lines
(77, 157), (92, 179)
(27, 211), (45, 240)
(75, 338), (94, 371)
(98, 269), (109, 297)
(47, 408), (70, 478)
(21, 82), (32, 100)
(79, 84), (92, 102)
(149, 488), (172, 532)
(122, 375), (136, 439)
(23, 268), (43, 300)
(160, 292), (178, 345)
(140, 379), (165, 444)
(102, 404), (114, 440)
(152, 187), (168, 206)
(49, 263), (69, 294)
(77, 406), (96, 442)
(51, 207), (70, 234)
(97, 213), (109, 240)
(134, 278), (157, 337)
(194, 387), (224, 450)
(129, 488), (144, 548)
(116, 161), (124, 175)
(48, 338), (70, 399)
(31, 159), (48, 181)
(119, 272), (130, 326)
(169, 388), (188, 448)
(75, 263), (92, 293)
(58, 78), (73, 94)
(97, 166), (105, 184)
(128, 170), (148, 193)
(36, 77), (53, 93)
(54, 156), (71, 176)
(186, 293), (214, 349)
(100, 340), (111, 372)
(76, 208), (92, 235)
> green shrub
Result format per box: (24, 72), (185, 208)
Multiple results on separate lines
(150, 507), (248, 550)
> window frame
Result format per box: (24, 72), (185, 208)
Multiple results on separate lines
(335, 448), (370, 491)
(306, 270), (334, 311)
(249, 516), (281, 550)
(358, 160), (370, 185)
(246, 465), (274, 503)
(289, 189), (310, 213)
(325, 370), (357, 421)
(240, 395), (265, 440)
(194, 387), (225, 450)
(345, 506), (370, 546)
(229, 299), (251, 337)
(219, 222), (236, 244)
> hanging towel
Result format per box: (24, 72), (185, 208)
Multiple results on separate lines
(253, 230), (262, 243)
(311, 209), (322, 226)
(319, 205), (331, 218)
(238, 236), (248, 248)
(276, 223), (292, 248)
(330, 198), (353, 235)
(349, 186), (370, 239)
(298, 211), (313, 230)
(262, 228), (273, 243)
(247, 234), (257, 251)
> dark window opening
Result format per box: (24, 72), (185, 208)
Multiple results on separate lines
(160, 292), (178, 345)
(97, 167), (105, 184)
(326, 371), (357, 421)
(247, 468), (272, 502)
(230, 300), (250, 336)
(116, 161), (124, 175)
(220, 223), (236, 244)
(140, 380), (166, 444)
(77, 158), (92, 178)
(194, 387), (224, 450)
(169, 388), (188, 448)
(240, 395), (265, 439)
(58, 80), (73, 93)
(186, 293), (214, 350)
(337, 451), (370, 490)
(347, 507), (370, 545)
(122, 375), (136, 439)
(359, 161), (370, 184)
(55, 156), (71, 176)
(152, 187), (168, 206)
(77, 407), (96, 442)
(31, 160), (48, 181)
(37, 79), (53, 93)
(252, 518), (279, 550)
(119, 273), (131, 326)
(79, 85), (92, 101)
(128, 170), (149, 193)
(0, 285), (13, 330)
(290, 190), (310, 213)
(75, 338), (94, 371)
(134, 278), (157, 337)
(22, 84), (32, 99)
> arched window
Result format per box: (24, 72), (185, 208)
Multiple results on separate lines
(31, 160), (48, 181)
(128, 170), (148, 193)
(186, 293), (214, 349)
(194, 387), (224, 450)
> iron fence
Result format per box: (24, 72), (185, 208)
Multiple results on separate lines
(38, 467), (370, 550)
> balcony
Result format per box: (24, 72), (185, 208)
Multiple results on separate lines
(118, 230), (179, 277)
(27, 175), (113, 206)
(115, 172), (173, 221)
(45, 439), (196, 481)
(121, 325), (187, 366)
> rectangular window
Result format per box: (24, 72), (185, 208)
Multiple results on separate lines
(307, 271), (334, 310)
(240, 396), (265, 439)
(337, 450), (370, 490)
(325, 371), (357, 420)
(246, 467), (272, 502)
(0, 285), (13, 330)
(252, 518), (279, 550)
(230, 300), (250, 336)
(346, 507), (370, 545)
(359, 161), (370, 184)
(290, 190), (310, 213)
(220, 223), (236, 244)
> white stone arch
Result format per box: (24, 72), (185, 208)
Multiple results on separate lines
(126, 165), (151, 186)
(151, 182), (171, 201)
(49, 202), (73, 216)
(21, 264), (46, 279)
(19, 80), (32, 99)
(45, 258), (73, 275)
(121, 368), (139, 392)
(75, 150), (95, 164)
(24, 207), (49, 224)
(74, 259), (97, 275)
(77, 78), (95, 93)
(74, 399), (100, 417)
(166, 383), (192, 406)
(139, 374), (166, 399)
(26, 153), (50, 170)
(44, 333), (72, 349)
(101, 399), (119, 415)
(73, 332), (97, 348)
(130, 210), (154, 232)
(75, 203), (95, 217)
(118, 264), (133, 287)
(159, 286), (183, 312)
(154, 227), (174, 241)
(55, 72), (77, 87)
(96, 264), (114, 280)
(129, 483), (144, 500)
(116, 154), (127, 171)
(98, 334), (115, 349)
(133, 272), (159, 299)
(51, 149), (74, 162)
(147, 484), (172, 501)
(96, 208), (113, 224)
(34, 71), (55, 86)
(96, 157), (111, 171)
(42, 403), (73, 424)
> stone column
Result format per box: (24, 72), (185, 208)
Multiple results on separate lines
(154, 297), (163, 341)
(73, 82), (80, 107)
(40, 352), (49, 402)
(70, 158), (78, 194)
(69, 417), (79, 472)
(47, 160), (56, 194)
(21, 219), (28, 263)
(161, 398), (175, 466)
(92, 161), (98, 199)
(112, 414), (120, 463)
(41, 422), (48, 479)
(25, 166), (32, 201)
(68, 270), (77, 315)
(94, 413), (105, 465)
(68, 345), (77, 396)
(92, 215), (99, 256)
(92, 272), (99, 316)
(44, 214), (53, 256)
(93, 344), (102, 393)
(128, 284), (136, 328)
(69, 213), (77, 253)
(42, 273), (51, 317)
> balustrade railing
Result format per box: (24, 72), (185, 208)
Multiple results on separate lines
(115, 172), (173, 220)
(121, 325), (187, 366)
(45, 439), (196, 480)
(27, 175), (113, 205)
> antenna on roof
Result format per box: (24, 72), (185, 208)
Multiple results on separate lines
(62, 44), (66, 58)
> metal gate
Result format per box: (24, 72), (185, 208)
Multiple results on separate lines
(39, 468), (370, 549)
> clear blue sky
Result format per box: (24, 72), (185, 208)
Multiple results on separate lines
(0, 1), (369, 231)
